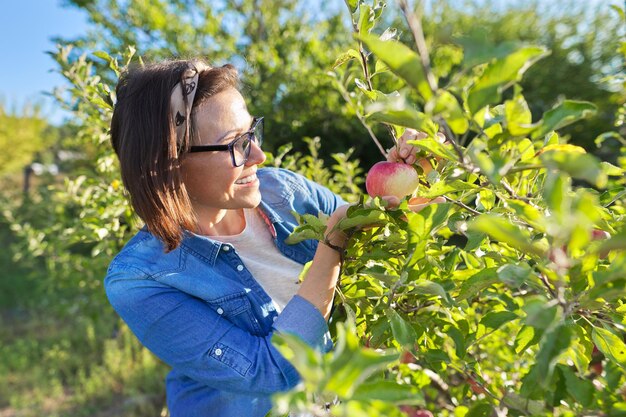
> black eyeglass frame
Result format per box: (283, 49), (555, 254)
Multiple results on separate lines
(188, 117), (264, 167)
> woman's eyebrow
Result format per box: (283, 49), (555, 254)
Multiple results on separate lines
(214, 117), (254, 143)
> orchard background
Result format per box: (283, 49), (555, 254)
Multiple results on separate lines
(1, 0), (625, 416)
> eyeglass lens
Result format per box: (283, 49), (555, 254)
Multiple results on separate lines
(234, 120), (263, 166)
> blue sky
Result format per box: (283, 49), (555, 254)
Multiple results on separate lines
(0, 1), (89, 123)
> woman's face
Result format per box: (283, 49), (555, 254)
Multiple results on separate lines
(181, 87), (266, 216)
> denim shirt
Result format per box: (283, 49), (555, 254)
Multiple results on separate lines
(104, 168), (346, 417)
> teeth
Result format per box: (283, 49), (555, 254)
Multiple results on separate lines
(235, 174), (256, 184)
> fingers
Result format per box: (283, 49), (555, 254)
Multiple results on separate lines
(397, 129), (425, 160)
(386, 147), (399, 163)
(378, 195), (401, 208)
(387, 129), (430, 163)
(371, 195), (445, 212)
(407, 196), (446, 213)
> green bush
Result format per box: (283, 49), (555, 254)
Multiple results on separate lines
(271, 1), (626, 416)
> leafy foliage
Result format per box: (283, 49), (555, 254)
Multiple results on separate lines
(279, 0), (626, 415)
(0, 103), (56, 178)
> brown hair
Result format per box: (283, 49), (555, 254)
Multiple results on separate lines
(110, 59), (239, 251)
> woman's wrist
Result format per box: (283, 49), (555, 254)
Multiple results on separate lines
(322, 204), (350, 254)
(323, 222), (348, 254)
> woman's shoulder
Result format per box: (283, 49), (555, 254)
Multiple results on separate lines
(108, 228), (182, 276)
(257, 167), (306, 186)
(257, 167), (328, 200)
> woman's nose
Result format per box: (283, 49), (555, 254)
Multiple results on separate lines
(246, 141), (266, 166)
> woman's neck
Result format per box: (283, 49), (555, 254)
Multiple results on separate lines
(195, 208), (247, 236)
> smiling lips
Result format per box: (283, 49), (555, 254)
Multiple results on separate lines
(235, 173), (257, 185)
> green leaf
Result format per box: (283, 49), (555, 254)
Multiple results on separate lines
(497, 263), (533, 288)
(506, 200), (545, 231)
(469, 214), (547, 256)
(337, 209), (387, 230)
(325, 322), (400, 397)
(357, 4), (374, 34)
(503, 392), (545, 415)
(420, 180), (478, 198)
(333, 48), (361, 69)
(345, 0), (359, 13)
(424, 348), (450, 366)
(467, 46), (549, 114)
(559, 365), (595, 407)
(480, 311), (518, 330)
(352, 380), (424, 404)
(535, 324), (573, 384)
(476, 189), (495, 211)
(357, 33), (433, 100)
(410, 279), (453, 305)
(542, 172), (569, 218)
(406, 202), (451, 240)
(514, 325), (540, 353)
(539, 147), (607, 188)
(457, 268), (499, 301)
(405, 203), (450, 267)
(505, 94), (534, 136)
(285, 225), (321, 244)
(445, 324), (466, 359)
(532, 100), (597, 139)
(407, 136), (458, 162)
(387, 309), (417, 347)
(466, 401), (493, 417)
(522, 298), (558, 330)
(93, 50), (112, 62)
(466, 146), (504, 183)
(592, 327), (626, 370)
(366, 107), (438, 136)
(431, 90), (469, 134)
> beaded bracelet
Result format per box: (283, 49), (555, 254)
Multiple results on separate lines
(322, 236), (346, 255)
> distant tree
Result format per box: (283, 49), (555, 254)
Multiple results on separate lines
(0, 103), (56, 180)
(57, 0), (369, 162)
(412, 0), (623, 154)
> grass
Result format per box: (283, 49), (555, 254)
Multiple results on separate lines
(0, 220), (169, 417)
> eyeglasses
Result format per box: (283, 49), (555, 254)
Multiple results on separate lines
(188, 117), (264, 167)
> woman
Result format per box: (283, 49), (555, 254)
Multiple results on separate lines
(106, 59), (434, 417)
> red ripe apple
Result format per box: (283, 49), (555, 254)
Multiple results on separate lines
(366, 161), (419, 199)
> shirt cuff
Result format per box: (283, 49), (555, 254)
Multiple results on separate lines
(273, 295), (332, 352)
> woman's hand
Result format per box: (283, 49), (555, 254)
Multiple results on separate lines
(386, 129), (428, 165)
(381, 195), (446, 213)
(324, 204), (350, 251)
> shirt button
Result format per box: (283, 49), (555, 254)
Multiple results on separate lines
(236, 264), (244, 272)
(222, 245), (230, 252)
(214, 348), (223, 356)
(216, 307), (224, 315)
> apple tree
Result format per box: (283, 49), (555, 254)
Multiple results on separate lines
(272, 1), (626, 416)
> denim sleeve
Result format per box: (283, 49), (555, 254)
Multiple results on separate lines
(273, 294), (332, 351)
(293, 170), (348, 216)
(105, 265), (328, 395)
